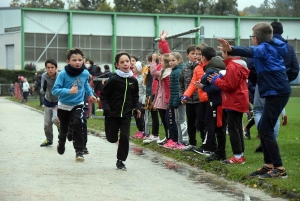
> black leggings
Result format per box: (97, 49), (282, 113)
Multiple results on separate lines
(158, 109), (168, 138)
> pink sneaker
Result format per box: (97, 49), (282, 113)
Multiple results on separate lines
(173, 143), (186, 150)
(163, 139), (177, 149)
(132, 131), (144, 139)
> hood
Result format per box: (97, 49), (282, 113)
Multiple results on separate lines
(225, 58), (250, 79)
(273, 34), (287, 43)
(161, 68), (172, 79)
(204, 56), (226, 72)
(265, 38), (287, 58)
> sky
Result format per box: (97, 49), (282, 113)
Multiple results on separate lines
(0, 0), (265, 11)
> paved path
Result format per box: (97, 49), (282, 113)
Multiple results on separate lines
(0, 97), (285, 201)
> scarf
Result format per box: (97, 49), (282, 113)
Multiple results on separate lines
(116, 69), (133, 78)
(65, 64), (85, 76)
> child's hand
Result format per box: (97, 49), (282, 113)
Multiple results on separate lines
(70, 84), (78, 94)
(194, 81), (203, 89)
(160, 30), (168, 41)
(217, 38), (232, 52)
(90, 96), (97, 103)
(207, 73), (219, 83)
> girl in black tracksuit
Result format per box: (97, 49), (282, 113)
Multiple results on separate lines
(100, 52), (141, 170)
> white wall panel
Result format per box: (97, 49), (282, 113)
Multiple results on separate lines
(200, 18), (235, 39)
(24, 11), (68, 34)
(159, 17), (195, 37)
(0, 9), (21, 34)
(279, 20), (300, 39)
(117, 16), (154, 37)
(0, 33), (21, 70)
(240, 19), (274, 39)
(73, 14), (112, 36)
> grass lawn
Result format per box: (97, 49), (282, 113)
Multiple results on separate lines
(7, 96), (300, 199)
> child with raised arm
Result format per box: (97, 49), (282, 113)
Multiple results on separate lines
(52, 48), (96, 161)
(216, 22), (290, 178)
(40, 59), (60, 147)
(100, 52), (141, 170)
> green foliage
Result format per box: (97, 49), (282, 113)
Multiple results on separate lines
(211, 0), (239, 15)
(257, 0), (300, 17)
(97, 0), (114, 12)
(78, 0), (104, 10)
(0, 69), (36, 84)
(10, 0), (65, 9)
(24, 62), (36, 72)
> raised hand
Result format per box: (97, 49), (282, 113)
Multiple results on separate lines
(160, 30), (168, 41)
(70, 84), (78, 94)
(217, 38), (232, 52)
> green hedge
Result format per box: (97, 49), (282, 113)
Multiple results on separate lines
(0, 69), (45, 84)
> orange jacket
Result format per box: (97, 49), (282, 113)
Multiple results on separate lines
(183, 63), (208, 102)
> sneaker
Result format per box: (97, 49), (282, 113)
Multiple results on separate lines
(57, 142), (65, 155)
(163, 139), (177, 149)
(143, 135), (160, 144)
(83, 147), (89, 155)
(249, 166), (272, 177)
(40, 139), (53, 147)
(96, 109), (103, 112)
(181, 145), (196, 152)
(193, 147), (210, 156)
(173, 143), (186, 150)
(222, 156), (245, 164)
(259, 168), (288, 179)
(255, 143), (263, 153)
(243, 127), (251, 139)
(282, 115), (287, 126)
(116, 160), (126, 170)
(76, 152), (84, 161)
(205, 153), (226, 162)
(157, 137), (168, 146)
(132, 131), (144, 139)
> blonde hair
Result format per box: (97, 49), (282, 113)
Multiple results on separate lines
(160, 53), (170, 79)
(196, 43), (208, 51)
(252, 22), (273, 43)
(170, 52), (183, 64)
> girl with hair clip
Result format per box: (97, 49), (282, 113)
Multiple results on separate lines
(100, 52), (141, 170)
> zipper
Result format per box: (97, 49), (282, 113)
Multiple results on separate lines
(120, 78), (128, 117)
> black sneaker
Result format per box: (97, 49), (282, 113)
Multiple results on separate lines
(40, 139), (53, 147)
(259, 168), (287, 179)
(76, 152), (84, 161)
(83, 147), (89, 155)
(57, 142), (65, 155)
(243, 127), (251, 139)
(249, 166), (272, 177)
(116, 160), (126, 170)
(205, 153), (226, 162)
(193, 147), (210, 156)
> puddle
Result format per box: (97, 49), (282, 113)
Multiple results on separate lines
(129, 145), (277, 201)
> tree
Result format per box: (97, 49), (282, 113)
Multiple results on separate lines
(174, 0), (212, 15)
(78, 0), (104, 10)
(97, 0), (114, 12)
(211, 0), (239, 15)
(243, 5), (259, 16)
(258, 0), (300, 17)
(113, 0), (175, 13)
(10, 0), (65, 9)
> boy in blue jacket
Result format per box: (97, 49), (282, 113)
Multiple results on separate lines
(52, 48), (96, 161)
(217, 22), (290, 179)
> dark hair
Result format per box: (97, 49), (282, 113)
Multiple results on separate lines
(186, 44), (197, 54)
(66, 48), (84, 60)
(45, 59), (57, 68)
(201, 47), (216, 61)
(104, 65), (110, 70)
(86, 59), (94, 66)
(271, 21), (283, 34)
(96, 66), (101, 72)
(114, 52), (131, 69)
(147, 52), (159, 64)
(131, 55), (139, 62)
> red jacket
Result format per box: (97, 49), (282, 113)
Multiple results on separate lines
(213, 58), (249, 113)
(152, 40), (171, 95)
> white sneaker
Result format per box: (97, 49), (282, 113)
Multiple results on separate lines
(181, 145), (196, 151)
(143, 135), (160, 144)
(157, 137), (166, 144)
(96, 109), (103, 112)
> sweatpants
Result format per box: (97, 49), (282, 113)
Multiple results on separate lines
(214, 107), (227, 159)
(174, 104), (188, 145)
(44, 106), (60, 141)
(158, 109), (169, 138)
(200, 102), (216, 152)
(105, 116), (131, 161)
(134, 106), (145, 132)
(165, 108), (178, 142)
(227, 111), (244, 155)
(186, 103), (204, 146)
(144, 109), (159, 136)
(57, 105), (84, 152)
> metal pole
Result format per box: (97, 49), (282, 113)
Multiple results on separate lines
(153, 26), (203, 42)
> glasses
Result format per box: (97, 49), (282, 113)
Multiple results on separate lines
(249, 35), (257, 38)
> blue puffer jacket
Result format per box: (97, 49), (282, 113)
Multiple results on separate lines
(231, 38), (291, 97)
(273, 34), (299, 82)
(169, 63), (184, 108)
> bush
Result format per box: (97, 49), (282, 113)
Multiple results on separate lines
(0, 69), (36, 84)
(24, 63), (36, 71)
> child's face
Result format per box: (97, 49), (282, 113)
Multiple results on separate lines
(67, 54), (84, 68)
(130, 58), (137, 68)
(116, 55), (131, 73)
(186, 50), (197, 63)
(46, 63), (57, 77)
(132, 66), (139, 75)
(195, 49), (202, 63)
(251, 33), (259, 46)
(169, 55), (180, 69)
